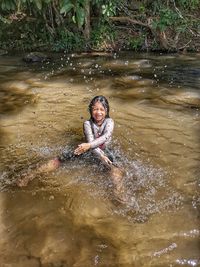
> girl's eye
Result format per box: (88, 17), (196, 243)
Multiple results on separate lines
(93, 108), (105, 112)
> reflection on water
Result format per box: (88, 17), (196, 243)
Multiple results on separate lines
(0, 52), (199, 266)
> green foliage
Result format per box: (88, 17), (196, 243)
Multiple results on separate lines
(138, 4), (145, 14)
(34, 0), (42, 10)
(177, 0), (199, 10)
(75, 5), (85, 28)
(151, 39), (160, 50)
(152, 8), (180, 31)
(126, 35), (145, 51)
(0, 18), (52, 51)
(0, 14), (11, 24)
(0, 0), (15, 11)
(92, 0), (117, 19)
(0, 0), (51, 13)
(91, 23), (115, 49)
(60, 2), (74, 14)
(53, 30), (85, 52)
(60, 0), (85, 28)
(102, 2), (116, 17)
(0, 0), (199, 52)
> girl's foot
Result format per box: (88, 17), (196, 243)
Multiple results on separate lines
(115, 192), (129, 204)
(16, 172), (35, 187)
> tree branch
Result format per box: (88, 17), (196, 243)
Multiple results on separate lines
(178, 40), (192, 50)
(109, 16), (152, 30)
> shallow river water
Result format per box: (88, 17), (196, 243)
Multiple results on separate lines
(0, 52), (200, 267)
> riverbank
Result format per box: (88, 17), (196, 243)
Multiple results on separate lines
(0, 1), (199, 54)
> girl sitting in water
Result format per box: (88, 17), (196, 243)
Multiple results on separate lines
(75, 95), (116, 164)
(17, 96), (124, 195)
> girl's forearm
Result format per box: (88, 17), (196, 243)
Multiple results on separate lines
(89, 132), (110, 149)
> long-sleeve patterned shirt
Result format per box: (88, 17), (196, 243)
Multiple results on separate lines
(83, 118), (114, 158)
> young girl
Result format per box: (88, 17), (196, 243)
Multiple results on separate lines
(75, 95), (116, 165)
(17, 96), (124, 192)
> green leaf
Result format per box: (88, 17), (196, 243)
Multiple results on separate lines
(0, 14), (11, 24)
(60, 3), (74, 14)
(9, 0), (16, 10)
(1, 1), (6, 10)
(72, 15), (76, 23)
(34, 0), (42, 10)
(76, 6), (85, 28)
(78, 0), (85, 6)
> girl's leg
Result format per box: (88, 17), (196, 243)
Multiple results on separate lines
(16, 148), (77, 187)
(110, 165), (124, 193)
(16, 157), (61, 187)
(103, 149), (126, 197)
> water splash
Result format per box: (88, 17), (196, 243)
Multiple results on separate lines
(61, 145), (184, 223)
(153, 242), (177, 257)
(176, 259), (200, 266)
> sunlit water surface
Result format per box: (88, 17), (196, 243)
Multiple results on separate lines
(0, 52), (200, 267)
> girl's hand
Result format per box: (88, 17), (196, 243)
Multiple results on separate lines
(101, 155), (112, 165)
(74, 143), (91, 155)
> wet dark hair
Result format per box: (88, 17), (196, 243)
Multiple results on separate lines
(88, 95), (110, 121)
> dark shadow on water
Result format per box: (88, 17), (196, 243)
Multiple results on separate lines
(0, 87), (36, 116)
(0, 85), (38, 186)
(1, 185), (119, 266)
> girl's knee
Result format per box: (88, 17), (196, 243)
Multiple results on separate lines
(50, 158), (61, 168)
(38, 158), (61, 173)
(111, 166), (124, 182)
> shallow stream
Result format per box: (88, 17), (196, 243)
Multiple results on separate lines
(0, 51), (199, 266)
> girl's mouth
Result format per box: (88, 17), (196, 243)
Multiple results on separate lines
(96, 116), (103, 120)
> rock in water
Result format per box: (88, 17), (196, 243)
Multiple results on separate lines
(23, 52), (51, 63)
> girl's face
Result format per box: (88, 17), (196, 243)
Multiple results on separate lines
(91, 101), (107, 125)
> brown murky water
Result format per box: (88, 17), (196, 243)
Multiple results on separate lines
(0, 52), (200, 266)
